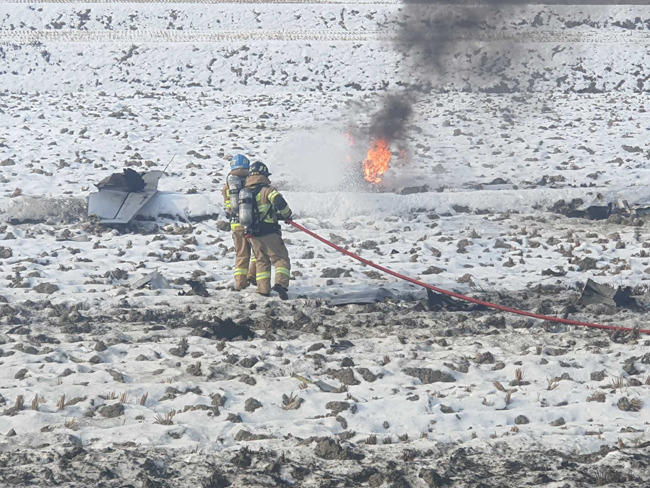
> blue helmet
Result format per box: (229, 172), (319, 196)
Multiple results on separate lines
(231, 154), (250, 170)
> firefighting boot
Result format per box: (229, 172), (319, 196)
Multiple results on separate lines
(272, 284), (289, 301)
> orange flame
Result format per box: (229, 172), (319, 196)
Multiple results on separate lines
(362, 139), (391, 184)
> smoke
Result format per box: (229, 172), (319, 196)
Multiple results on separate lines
(366, 2), (518, 144)
(268, 128), (368, 192)
(397, 3), (497, 74)
(368, 95), (413, 142)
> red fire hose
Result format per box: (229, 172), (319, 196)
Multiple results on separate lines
(287, 220), (650, 335)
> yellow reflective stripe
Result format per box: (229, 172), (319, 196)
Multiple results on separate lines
(225, 202), (232, 209)
(257, 203), (275, 223)
(250, 257), (257, 263)
(231, 223), (242, 230)
(256, 272), (271, 280)
(279, 207), (291, 217)
(234, 268), (248, 276)
(276, 267), (290, 277)
(268, 190), (280, 203)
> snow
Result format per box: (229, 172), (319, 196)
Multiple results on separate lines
(1, 1), (650, 486)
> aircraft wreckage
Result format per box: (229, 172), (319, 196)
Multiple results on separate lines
(87, 168), (163, 224)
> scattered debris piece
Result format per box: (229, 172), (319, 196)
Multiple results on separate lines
(132, 271), (171, 290)
(181, 280), (209, 297)
(578, 279), (636, 308)
(189, 319), (255, 341)
(330, 340), (354, 352)
(426, 289), (486, 312)
(329, 288), (395, 306)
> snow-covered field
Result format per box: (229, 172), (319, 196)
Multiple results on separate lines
(1, 2), (650, 487)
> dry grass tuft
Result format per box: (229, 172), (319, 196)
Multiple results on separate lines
(505, 390), (513, 406)
(298, 381), (308, 390)
(57, 394), (66, 411)
(100, 391), (118, 400)
(587, 391), (606, 403)
(31, 394), (39, 411)
(610, 376), (625, 392)
(366, 434), (377, 445)
(493, 381), (507, 392)
(547, 378), (560, 391)
(281, 392), (304, 410)
(15, 395), (24, 410)
(514, 368), (524, 382)
(119, 392), (129, 404)
(482, 397), (494, 407)
(154, 410), (176, 425)
(645, 376), (650, 386)
(64, 418), (77, 430)
(140, 392), (148, 406)
(381, 355), (391, 366)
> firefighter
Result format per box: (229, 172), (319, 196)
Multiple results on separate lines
(243, 161), (292, 300)
(221, 154), (256, 291)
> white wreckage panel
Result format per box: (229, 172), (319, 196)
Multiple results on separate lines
(88, 170), (163, 224)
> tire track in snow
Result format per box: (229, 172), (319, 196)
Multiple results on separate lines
(0, 0), (399, 3)
(5, 0), (650, 3)
(2, 29), (650, 44)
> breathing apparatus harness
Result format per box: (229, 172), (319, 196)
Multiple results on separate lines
(240, 184), (276, 238)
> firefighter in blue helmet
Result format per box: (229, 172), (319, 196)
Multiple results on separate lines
(243, 161), (292, 300)
(221, 154), (256, 290)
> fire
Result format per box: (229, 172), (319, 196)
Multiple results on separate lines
(362, 139), (391, 184)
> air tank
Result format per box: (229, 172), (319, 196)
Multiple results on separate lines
(227, 174), (243, 218)
(238, 187), (254, 229)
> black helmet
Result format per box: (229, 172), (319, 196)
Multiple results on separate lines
(250, 161), (271, 176)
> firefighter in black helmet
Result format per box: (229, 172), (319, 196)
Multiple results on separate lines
(243, 161), (292, 300)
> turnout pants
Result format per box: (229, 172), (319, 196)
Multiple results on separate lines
(232, 226), (256, 290)
(249, 233), (291, 295)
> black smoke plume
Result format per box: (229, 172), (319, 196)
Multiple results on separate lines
(368, 95), (413, 142)
(367, 1), (515, 144)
